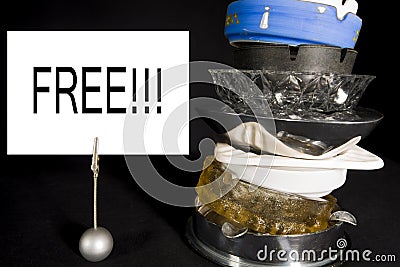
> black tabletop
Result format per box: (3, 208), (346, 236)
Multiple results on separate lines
(1, 153), (399, 267)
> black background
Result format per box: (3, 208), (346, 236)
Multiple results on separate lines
(1, 1), (399, 266)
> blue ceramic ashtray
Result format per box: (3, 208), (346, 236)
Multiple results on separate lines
(225, 0), (362, 48)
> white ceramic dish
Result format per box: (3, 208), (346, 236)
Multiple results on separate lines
(225, 164), (347, 198)
(225, 122), (361, 160)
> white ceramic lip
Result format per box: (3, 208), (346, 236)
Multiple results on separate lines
(224, 121), (362, 160)
(299, 0), (358, 20)
(225, 164), (347, 197)
(215, 143), (384, 170)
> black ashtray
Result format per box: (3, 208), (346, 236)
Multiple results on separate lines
(233, 44), (357, 74)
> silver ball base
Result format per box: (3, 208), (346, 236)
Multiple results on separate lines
(79, 227), (113, 262)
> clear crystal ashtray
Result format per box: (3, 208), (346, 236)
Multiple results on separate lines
(210, 69), (376, 114)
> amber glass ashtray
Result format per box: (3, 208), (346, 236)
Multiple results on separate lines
(196, 157), (339, 235)
(187, 157), (356, 266)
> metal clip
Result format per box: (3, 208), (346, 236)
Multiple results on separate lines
(91, 137), (100, 178)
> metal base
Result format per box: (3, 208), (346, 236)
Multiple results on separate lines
(186, 216), (346, 267)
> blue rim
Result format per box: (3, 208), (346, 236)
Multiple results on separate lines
(225, 0), (362, 48)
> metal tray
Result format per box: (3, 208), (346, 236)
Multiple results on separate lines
(186, 206), (348, 267)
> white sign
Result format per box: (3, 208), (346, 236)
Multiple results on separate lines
(7, 31), (189, 155)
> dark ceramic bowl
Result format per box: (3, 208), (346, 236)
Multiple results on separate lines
(233, 44), (357, 74)
(198, 107), (383, 147)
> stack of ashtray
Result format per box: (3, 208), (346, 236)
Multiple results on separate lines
(186, 0), (384, 266)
